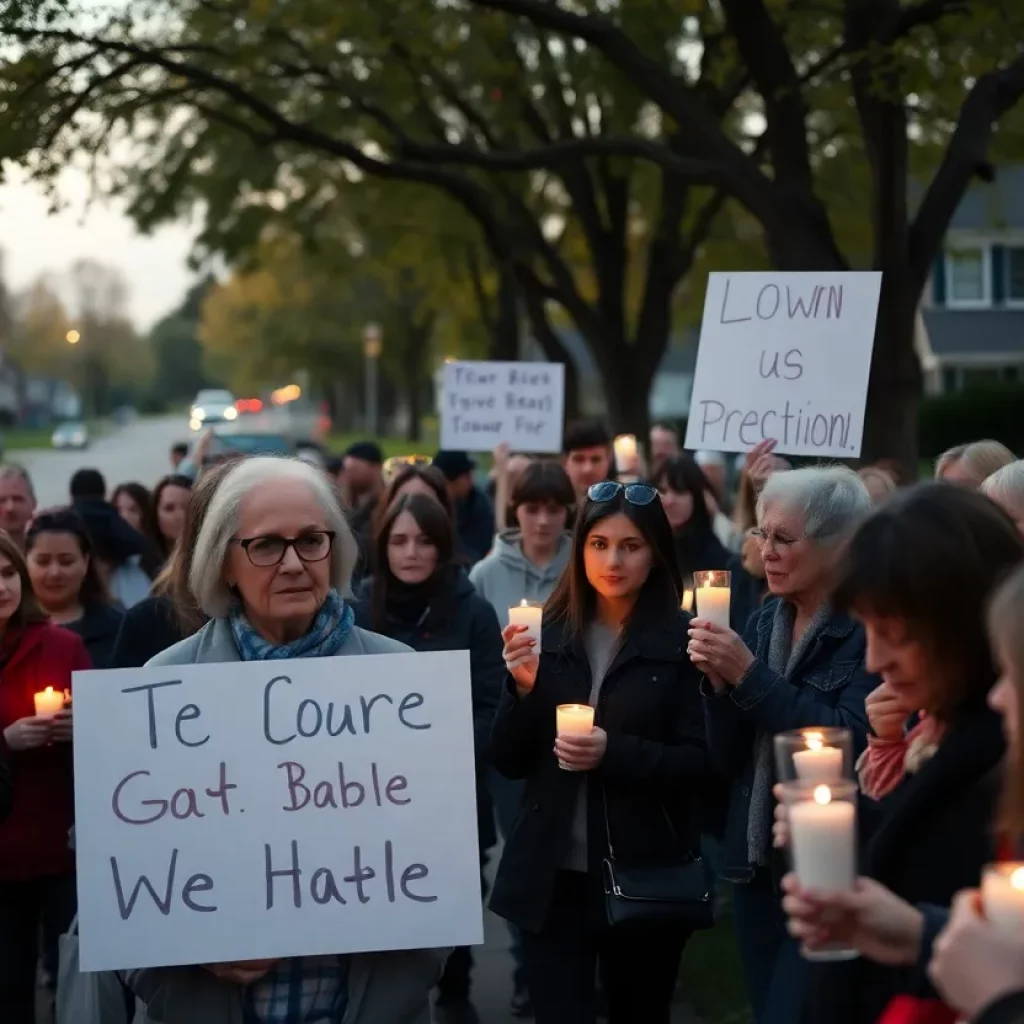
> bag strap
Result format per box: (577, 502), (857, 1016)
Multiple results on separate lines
(601, 785), (694, 863)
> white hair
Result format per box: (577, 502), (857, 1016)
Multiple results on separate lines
(983, 460), (1024, 512)
(190, 456), (358, 618)
(0, 464), (35, 501)
(758, 465), (872, 543)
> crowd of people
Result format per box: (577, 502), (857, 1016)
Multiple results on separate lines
(1, 420), (1024, 1024)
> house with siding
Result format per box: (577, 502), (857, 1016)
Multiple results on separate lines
(920, 166), (1024, 393)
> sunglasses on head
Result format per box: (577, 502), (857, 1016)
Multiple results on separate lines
(587, 481), (658, 506)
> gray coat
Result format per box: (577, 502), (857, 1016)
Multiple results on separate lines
(68, 616), (446, 1024)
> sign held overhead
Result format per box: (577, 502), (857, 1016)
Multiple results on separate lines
(684, 272), (882, 458)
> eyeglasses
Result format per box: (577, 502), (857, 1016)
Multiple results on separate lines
(587, 481), (658, 506)
(749, 528), (802, 550)
(234, 530), (336, 567)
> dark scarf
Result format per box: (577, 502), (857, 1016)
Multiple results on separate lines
(384, 566), (457, 630)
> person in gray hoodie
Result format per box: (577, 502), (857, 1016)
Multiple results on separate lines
(467, 459), (574, 1018)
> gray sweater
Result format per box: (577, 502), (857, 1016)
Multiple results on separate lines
(60, 617), (447, 1024)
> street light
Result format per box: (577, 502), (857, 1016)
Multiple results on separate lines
(362, 323), (382, 437)
(66, 329), (81, 345)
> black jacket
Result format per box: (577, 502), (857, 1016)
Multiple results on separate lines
(489, 605), (708, 933)
(674, 524), (731, 580)
(0, 747), (11, 826)
(351, 573), (503, 763)
(978, 994), (1024, 1024)
(811, 698), (1005, 1024)
(110, 596), (187, 668)
(64, 602), (125, 670)
(456, 487), (495, 565)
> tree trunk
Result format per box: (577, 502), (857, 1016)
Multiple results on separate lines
(404, 337), (425, 444)
(861, 283), (921, 480)
(488, 264), (521, 361)
(520, 289), (580, 422)
(596, 342), (655, 439)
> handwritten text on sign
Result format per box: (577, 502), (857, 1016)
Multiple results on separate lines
(73, 652), (483, 971)
(440, 360), (564, 453)
(684, 272), (881, 458)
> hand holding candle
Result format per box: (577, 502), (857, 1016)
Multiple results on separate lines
(508, 600), (543, 645)
(981, 864), (1024, 933)
(501, 622), (540, 694)
(694, 570), (731, 629)
(687, 618), (755, 684)
(555, 704), (606, 771)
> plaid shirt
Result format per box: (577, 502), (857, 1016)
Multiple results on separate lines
(245, 956), (349, 1023)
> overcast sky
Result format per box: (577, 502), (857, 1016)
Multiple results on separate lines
(1, 164), (198, 331)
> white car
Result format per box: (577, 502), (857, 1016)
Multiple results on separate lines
(189, 389), (238, 432)
(52, 421), (89, 450)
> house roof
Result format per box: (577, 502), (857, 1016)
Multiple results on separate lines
(943, 165), (1024, 232)
(921, 308), (1024, 357)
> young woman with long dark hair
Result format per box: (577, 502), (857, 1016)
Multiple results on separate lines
(352, 492), (502, 1021)
(26, 508), (124, 668)
(492, 481), (708, 1024)
(0, 531), (91, 1023)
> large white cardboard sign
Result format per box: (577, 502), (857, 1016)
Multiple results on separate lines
(73, 651), (483, 971)
(440, 360), (564, 453)
(684, 271), (882, 458)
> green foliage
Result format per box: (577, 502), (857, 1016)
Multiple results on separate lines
(147, 277), (219, 406)
(918, 384), (1024, 459)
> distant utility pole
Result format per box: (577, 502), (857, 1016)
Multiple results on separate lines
(362, 323), (382, 438)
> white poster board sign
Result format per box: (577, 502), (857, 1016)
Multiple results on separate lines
(440, 360), (564, 453)
(73, 651), (483, 971)
(684, 272), (882, 458)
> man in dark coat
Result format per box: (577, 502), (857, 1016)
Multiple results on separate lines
(432, 451), (495, 565)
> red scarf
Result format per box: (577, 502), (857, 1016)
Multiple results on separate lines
(878, 996), (957, 1024)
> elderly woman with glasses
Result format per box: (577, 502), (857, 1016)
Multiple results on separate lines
(109, 456), (446, 1024)
(686, 467), (879, 1024)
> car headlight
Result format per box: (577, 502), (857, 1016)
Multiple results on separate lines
(189, 418), (202, 431)
(191, 407), (206, 421)
(223, 406), (238, 421)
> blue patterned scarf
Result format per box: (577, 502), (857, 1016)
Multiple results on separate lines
(229, 589), (354, 662)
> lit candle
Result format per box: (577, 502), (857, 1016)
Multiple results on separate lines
(982, 863), (1024, 933)
(613, 434), (638, 472)
(34, 687), (64, 719)
(694, 570), (731, 630)
(682, 588), (694, 612)
(792, 732), (844, 782)
(789, 784), (856, 892)
(556, 704), (595, 771)
(508, 599), (543, 645)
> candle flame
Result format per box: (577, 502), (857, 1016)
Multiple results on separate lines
(1011, 867), (1024, 891)
(805, 731), (824, 752)
(813, 785), (832, 806)
(520, 599), (528, 606)
(43, 686), (54, 696)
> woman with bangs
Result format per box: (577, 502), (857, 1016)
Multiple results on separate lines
(779, 483), (1024, 1024)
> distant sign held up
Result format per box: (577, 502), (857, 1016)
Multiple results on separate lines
(684, 272), (881, 458)
(440, 361), (564, 453)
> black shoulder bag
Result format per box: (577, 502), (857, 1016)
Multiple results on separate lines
(600, 788), (714, 931)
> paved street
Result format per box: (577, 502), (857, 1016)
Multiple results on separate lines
(10, 415), (187, 507)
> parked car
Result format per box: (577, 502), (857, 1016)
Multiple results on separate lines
(189, 389), (237, 431)
(52, 421), (89, 450)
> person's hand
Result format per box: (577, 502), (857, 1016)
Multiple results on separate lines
(4, 716), (53, 751)
(51, 709), (73, 743)
(493, 442), (511, 475)
(555, 727), (607, 771)
(866, 682), (913, 742)
(502, 623), (539, 694)
(781, 874), (924, 966)
(204, 959), (279, 985)
(929, 889), (1024, 1018)
(773, 784), (790, 848)
(687, 619), (755, 684)
(744, 439), (790, 491)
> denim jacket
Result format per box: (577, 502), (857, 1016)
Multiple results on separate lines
(703, 598), (877, 881)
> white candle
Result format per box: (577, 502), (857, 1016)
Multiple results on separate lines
(792, 733), (844, 782)
(696, 585), (731, 629)
(789, 785), (856, 891)
(682, 588), (694, 612)
(982, 864), (1024, 933)
(556, 703), (595, 737)
(508, 599), (543, 645)
(34, 687), (64, 718)
(613, 434), (637, 471)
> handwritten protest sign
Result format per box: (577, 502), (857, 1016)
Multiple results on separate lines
(440, 360), (564, 453)
(684, 272), (881, 458)
(73, 651), (483, 971)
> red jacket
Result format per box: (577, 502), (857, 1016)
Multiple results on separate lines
(0, 623), (91, 879)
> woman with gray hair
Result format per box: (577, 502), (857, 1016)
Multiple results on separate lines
(982, 459), (1024, 535)
(111, 456), (445, 1024)
(687, 467), (879, 1024)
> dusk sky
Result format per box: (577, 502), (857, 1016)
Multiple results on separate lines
(1, 164), (199, 330)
